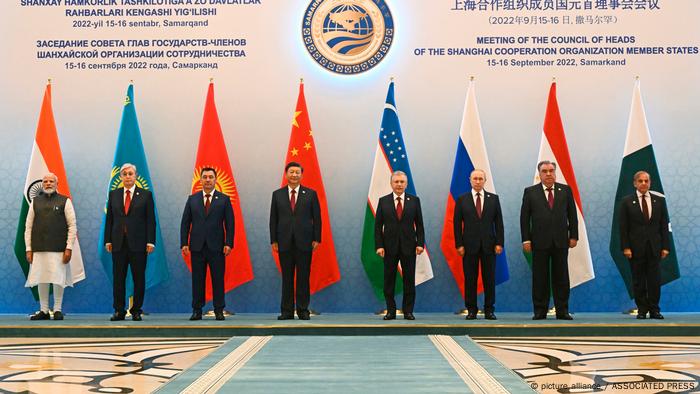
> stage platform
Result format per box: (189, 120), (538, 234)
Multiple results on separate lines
(2, 312), (699, 337)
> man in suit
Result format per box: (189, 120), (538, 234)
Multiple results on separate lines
(181, 167), (234, 321)
(104, 163), (155, 321)
(619, 171), (670, 320)
(375, 171), (425, 321)
(269, 162), (321, 320)
(520, 161), (578, 320)
(453, 169), (504, 320)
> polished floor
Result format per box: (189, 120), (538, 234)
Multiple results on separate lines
(1, 336), (699, 393)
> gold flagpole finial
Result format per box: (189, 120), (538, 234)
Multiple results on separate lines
(552, 76), (556, 82)
(635, 75), (640, 81)
(210, 77), (214, 83)
(300, 77), (304, 84)
(47, 78), (52, 85)
(390, 76), (395, 82)
(470, 76), (475, 81)
(130, 79), (134, 84)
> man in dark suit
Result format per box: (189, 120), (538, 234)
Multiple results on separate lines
(619, 171), (670, 320)
(104, 163), (155, 321)
(181, 167), (234, 321)
(269, 162), (321, 320)
(453, 169), (504, 320)
(520, 160), (578, 320)
(375, 171), (425, 321)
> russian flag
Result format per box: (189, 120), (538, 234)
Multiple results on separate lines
(440, 79), (509, 298)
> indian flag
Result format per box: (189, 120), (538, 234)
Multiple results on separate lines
(609, 79), (680, 298)
(14, 82), (86, 299)
(528, 82), (594, 288)
(360, 81), (433, 300)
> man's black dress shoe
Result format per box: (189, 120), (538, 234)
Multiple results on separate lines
(532, 314), (547, 320)
(215, 312), (225, 321)
(404, 313), (415, 320)
(132, 312), (142, 321)
(53, 311), (64, 320)
(465, 313), (477, 320)
(277, 314), (294, 320)
(484, 312), (497, 320)
(383, 313), (396, 320)
(636, 313), (647, 319)
(30, 311), (50, 321)
(190, 311), (202, 321)
(649, 312), (664, 319)
(110, 312), (126, 321)
(556, 313), (573, 320)
(298, 312), (310, 320)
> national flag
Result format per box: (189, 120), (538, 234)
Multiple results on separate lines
(527, 82), (594, 288)
(14, 82), (86, 299)
(273, 81), (341, 294)
(98, 84), (169, 296)
(440, 79), (509, 298)
(609, 79), (680, 298)
(360, 81), (434, 300)
(184, 82), (254, 300)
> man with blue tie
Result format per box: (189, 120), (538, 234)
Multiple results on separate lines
(453, 169), (504, 320)
(181, 167), (234, 321)
(619, 171), (670, 319)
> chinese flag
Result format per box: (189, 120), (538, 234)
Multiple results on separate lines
(184, 82), (254, 301)
(273, 81), (341, 294)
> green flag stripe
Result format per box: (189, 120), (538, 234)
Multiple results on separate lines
(360, 204), (402, 301)
(14, 199), (40, 301)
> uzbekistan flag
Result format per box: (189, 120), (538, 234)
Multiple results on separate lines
(184, 82), (254, 300)
(360, 81), (434, 300)
(15, 82), (86, 299)
(527, 82), (594, 288)
(609, 79), (679, 298)
(440, 79), (509, 298)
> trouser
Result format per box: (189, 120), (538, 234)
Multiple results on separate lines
(532, 246), (569, 316)
(279, 244), (311, 316)
(383, 251), (416, 314)
(38, 283), (64, 312)
(463, 247), (496, 314)
(630, 242), (661, 314)
(112, 237), (147, 314)
(191, 243), (226, 312)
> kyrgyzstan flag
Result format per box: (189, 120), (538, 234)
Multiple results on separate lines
(272, 81), (341, 293)
(183, 82), (254, 301)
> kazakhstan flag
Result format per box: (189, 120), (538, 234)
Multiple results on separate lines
(98, 84), (169, 297)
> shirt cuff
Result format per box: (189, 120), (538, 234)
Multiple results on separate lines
(522, 241), (531, 244)
(147, 243), (155, 248)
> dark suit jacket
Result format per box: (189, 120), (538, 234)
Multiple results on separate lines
(520, 182), (578, 249)
(619, 192), (670, 257)
(105, 187), (156, 252)
(180, 190), (234, 253)
(374, 193), (425, 256)
(269, 185), (321, 252)
(453, 191), (504, 254)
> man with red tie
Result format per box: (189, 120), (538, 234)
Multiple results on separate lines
(520, 161), (578, 320)
(453, 169), (504, 320)
(619, 171), (670, 319)
(374, 171), (425, 321)
(181, 167), (234, 321)
(104, 163), (155, 321)
(269, 162), (321, 320)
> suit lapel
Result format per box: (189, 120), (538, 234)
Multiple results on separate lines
(537, 184), (551, 211)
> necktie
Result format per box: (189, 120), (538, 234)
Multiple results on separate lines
(641, 194), (650, 222)
(205, 193), (211, 214)
(124, 189), (131, 214)
(290, 189), (296, 212)
(546, 187), (554, 209)
(396, 196), (403, 220)
(475, 192), (482, 218)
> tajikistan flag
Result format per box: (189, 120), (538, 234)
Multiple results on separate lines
(360, 81), (434, 301)
(528, 82), (594, 288)
(440, 79), (509, 298)
(609, 79), (679, 298)
(14, 82), (86, 299)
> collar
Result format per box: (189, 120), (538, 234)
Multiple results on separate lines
(124, 185), (136, 195)
(471, 189), (484, 198)
(288, 185), (300, 193)
(202, 189), (215, 198)
(636, 190), (649, 199)
(542, 183), (555, 192)
(393, 192), (405, 200)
